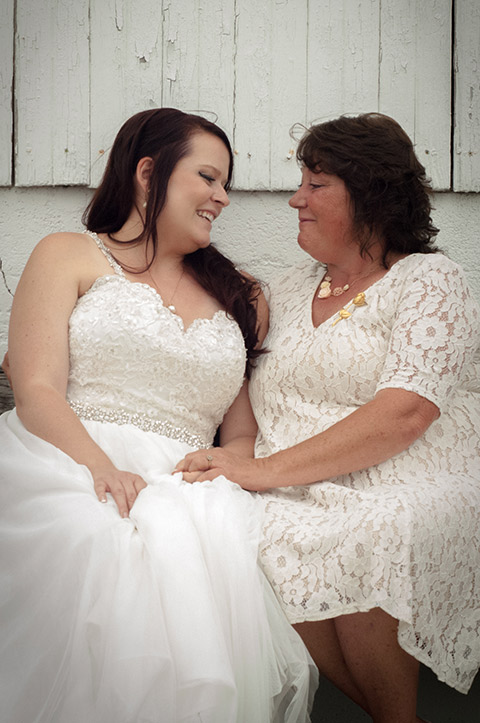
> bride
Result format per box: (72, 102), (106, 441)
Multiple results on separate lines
(0, 108), (316, 723)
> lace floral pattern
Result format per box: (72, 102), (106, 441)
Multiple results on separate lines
(67, 233), (246, 447)
(250, 254), (480, 692)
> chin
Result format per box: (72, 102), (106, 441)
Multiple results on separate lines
(297, 236), (325, 262)
(187, 236), (211, 254)
(297, 235), (315, 256)
(197, 236), (212, 249)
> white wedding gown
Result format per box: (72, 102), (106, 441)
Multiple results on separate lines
(0, 232), (317, 723)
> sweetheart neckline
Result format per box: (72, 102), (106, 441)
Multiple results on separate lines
(79, 274), (229, 334)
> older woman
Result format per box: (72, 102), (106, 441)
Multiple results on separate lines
(179, 113), (480, 723)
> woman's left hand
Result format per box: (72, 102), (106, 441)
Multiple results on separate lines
(174, 448), (271, 491)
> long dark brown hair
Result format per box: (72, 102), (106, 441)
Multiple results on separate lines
(296, 113), (440, 266)
(83, 108), (262, 373)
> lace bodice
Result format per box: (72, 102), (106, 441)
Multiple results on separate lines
(66, 233), (246, 447)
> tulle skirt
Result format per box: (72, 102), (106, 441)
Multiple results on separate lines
(0, 410), (317, 723)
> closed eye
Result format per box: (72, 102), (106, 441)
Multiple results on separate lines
(199, 172), (215, 183)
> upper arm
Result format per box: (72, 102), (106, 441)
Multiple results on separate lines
(254, 285), (269, 345)
(218, 274), (268, 447)
(218, 379), (258, 446)
(376, 258), (480, 412)
(8, 234), (85, 402)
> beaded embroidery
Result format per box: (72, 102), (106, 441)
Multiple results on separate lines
(69, 401), (210, 448)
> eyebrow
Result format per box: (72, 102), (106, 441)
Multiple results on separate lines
(200, 164), (221, 174)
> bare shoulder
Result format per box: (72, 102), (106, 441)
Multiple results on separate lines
(20, 231), (108, 297)
(31, 231), (94, 261)
(30, 231), (105, 270)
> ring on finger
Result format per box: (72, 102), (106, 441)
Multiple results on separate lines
(206, 453), (213, 468)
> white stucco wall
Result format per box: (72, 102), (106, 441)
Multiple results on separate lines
(0, 187), (479, 356)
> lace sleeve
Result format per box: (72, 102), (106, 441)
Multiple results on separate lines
(375, 256), (480, 412)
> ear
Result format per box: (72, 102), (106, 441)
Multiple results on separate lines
(135, 156), (154, 194)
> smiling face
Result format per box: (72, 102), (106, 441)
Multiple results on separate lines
(289, 167), (358, 265)
(156, 131), (231, 254)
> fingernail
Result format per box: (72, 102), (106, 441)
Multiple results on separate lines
(122, 512), (129, 519)
(100, 497), (107, 503)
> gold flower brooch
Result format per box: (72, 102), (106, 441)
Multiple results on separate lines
(332, 292), (367, 327)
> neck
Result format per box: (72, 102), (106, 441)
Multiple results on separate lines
(106, 210), (186, 273)
(326, 241), (386, 280)
(325, 259), (382, 285)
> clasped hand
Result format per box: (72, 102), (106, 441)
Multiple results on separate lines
(93, 467), (147, 518)
(174, 447), (269, 491)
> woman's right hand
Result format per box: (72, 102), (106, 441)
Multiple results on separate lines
(93, 467), (147, 518)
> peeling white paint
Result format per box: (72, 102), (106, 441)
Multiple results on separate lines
(15, 0), (90, 186)
(454, 0), (480, 191)
(0, 0), (478, 193)
(0, 0), (14, 186)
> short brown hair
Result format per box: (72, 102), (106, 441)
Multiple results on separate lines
(296, 113), (439, 265)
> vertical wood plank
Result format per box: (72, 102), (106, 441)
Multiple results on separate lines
(234, 0), (273, 189)
(307, 0), (380, 125)
(0, 0), (14, 186)
(454, 0), (480, 191)
(270, 0), (308, 190)
(15, 0), (89, 186)
(162, 0), (200, 110)
(162, 0), (235, 137)
(90, 0), (165, 187)
(196, 1), (236, 141)
(234, 0), (307, 190)
(379, 0), (451, 190)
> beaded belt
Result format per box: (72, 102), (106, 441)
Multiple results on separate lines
(69, 401), (208, 448)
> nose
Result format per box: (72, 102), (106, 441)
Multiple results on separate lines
(213, 184), (230, 208)
(289, 187), (305, 209)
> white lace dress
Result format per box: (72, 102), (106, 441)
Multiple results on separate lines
(250, 253), (480, 693)
(0, 232), (316, 723)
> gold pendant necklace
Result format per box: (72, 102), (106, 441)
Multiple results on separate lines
(148, 266), (185, 313)
(318, 266), (381, 300)
(318, 275), (349, 298)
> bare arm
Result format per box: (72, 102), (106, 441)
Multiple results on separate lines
(177, 387), (439, 489)
(9, 234), (146, 515)
(257, 387), (438, 487)
(219, 280), (269, 455)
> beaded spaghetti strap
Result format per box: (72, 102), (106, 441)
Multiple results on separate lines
(83, 230), (126, 277)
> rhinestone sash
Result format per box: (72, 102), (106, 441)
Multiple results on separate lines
(69, 401), (209, 449)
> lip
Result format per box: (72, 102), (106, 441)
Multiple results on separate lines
(299, 217), (315, 223)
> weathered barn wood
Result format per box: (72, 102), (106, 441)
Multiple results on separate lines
(454, 0), (480, 191)
(1, 0), (479, 191)
(15, 0), (90, 186)
(0, 0), (14, 186)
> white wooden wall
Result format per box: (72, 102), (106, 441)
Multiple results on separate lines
(2, 0), (479, 191)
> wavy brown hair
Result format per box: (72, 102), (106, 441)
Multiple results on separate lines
(296, 112), (440, 266)
(83, 108), (262, 374)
